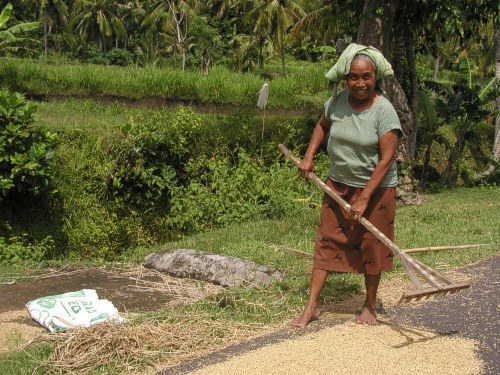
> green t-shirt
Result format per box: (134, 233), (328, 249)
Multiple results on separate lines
(324, 90), (402, 187)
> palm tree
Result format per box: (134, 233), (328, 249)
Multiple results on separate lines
(249, 0), (305, 71)
(143, 0), (198, 71)
(71, 0), (125, 52)
(37, 0), (69, 59)
(288, 1), (361, 54)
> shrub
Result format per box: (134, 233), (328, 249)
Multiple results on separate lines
(85, 44), (109, 65)
(107, 48), (134, 66)
(166, 149), (324, 233)
(0, 234), (54, 265)
(0, 90), (57, 201)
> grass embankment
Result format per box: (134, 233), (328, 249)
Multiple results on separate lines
(0, 186), (498, 374)
(0, 58), (328, 109)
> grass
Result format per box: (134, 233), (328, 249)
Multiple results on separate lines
(0, 344), (52, 375)
(0, 186), (499, 374)
(33, 99), (152, 132)
(1, 59), (327, 109)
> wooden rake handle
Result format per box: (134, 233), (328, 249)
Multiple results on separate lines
(278, 144), (403, 255)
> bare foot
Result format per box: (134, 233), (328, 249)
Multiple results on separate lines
(356, 305), (378, 325)
(291, 305), (320, 328)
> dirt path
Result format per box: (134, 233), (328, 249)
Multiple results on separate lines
(0, 265), (223, 353)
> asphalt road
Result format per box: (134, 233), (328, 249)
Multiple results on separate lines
(386, 255), (499, 375)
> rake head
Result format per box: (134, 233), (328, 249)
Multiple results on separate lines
(398, 281), (471, 303)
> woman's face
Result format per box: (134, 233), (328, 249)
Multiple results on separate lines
(346, 59), (377, 101)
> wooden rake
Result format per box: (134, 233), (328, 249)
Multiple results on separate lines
(279, 144), (471, 303)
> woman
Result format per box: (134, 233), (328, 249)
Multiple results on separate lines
(292, 43), (402, 327)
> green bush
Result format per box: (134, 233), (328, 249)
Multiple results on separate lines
(107, 48), (134, 66)
(0, 234), (54, 265)
(0, 90), (57, 201)
(166, 149), (325, 233)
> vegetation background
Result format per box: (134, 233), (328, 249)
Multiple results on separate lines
(0, 0), (497, 262)
(0, 1), (499, 373)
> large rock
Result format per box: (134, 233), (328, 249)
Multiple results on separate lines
(143, 249), (284, 288)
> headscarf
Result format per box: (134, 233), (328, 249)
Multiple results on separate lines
(325, 43), (394, 98)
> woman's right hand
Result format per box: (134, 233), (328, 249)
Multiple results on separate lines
(298, 158), (314, 179)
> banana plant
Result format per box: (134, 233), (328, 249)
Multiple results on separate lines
(417, 91), (448, 186)
(0, 3), (41, 53)
(424, 56), (499, 186)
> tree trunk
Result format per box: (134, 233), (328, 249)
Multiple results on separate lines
(433, 56), (440, 81)
(357, 0), (397, 58)
(357, 0), (417, 161)
(258, 35), (264, 70)
(391, 34), (405, 84)
(492, 16), (500, 167)
(279, 29), (285, 71)
(43, 11), (48, 60)
(404, 26), (419, 158)
(173, 43), (177, 68)
(421, 141), (432, 186)
(181, 45), (186, 71)
(444, 130), (467, 186)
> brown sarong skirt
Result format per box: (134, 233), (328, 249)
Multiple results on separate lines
(313, 179), (396, 275)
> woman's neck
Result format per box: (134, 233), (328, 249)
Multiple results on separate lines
(348, 92), (379, 112)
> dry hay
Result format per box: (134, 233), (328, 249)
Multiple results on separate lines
(110, 265), (225, 308)
(189, 321), (483, 375)
(32, 313), (266, 374)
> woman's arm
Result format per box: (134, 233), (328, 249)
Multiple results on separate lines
(298, 113), (331, 178)
(349, 129), (399, 221)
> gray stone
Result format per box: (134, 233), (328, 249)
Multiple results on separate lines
(143, 249), (284, 288)
(396, 187), (423, 206)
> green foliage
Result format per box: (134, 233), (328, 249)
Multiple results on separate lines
(0, 89), (57, 200)
(105, 110), (197, 207)
(188, 16), (225, 72)
(86, 45), (134, 66)
(0, 3), (41, 55)
(167, 149), (326, 233)
(107, 48), (134, 66)
(0, 234), (54, 265)
(421, 57), (499, 186)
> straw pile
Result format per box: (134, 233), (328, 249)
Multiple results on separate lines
(112, 265), (225, 308)
(35, 313), (265, 374)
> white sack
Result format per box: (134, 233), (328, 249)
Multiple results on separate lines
(26, 289), (125, 332)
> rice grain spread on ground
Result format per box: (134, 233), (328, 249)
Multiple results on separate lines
(188, 321), (483, 375)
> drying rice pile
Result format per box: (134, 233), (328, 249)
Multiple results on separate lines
(0, 310), (44, 353)
(36, 313), (268, 374)
(189, 321), (483, 375)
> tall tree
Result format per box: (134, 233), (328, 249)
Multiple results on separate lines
(250, 0), (305, 71)
(356, 0), (498, 163)
(71, 0), (125, 52)
(143, 0), (197, 71)
(37, 0), (68, 59)
(0, 2), (40, 54)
